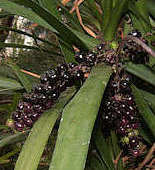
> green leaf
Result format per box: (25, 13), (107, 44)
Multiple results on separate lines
(139, 127), (153, 144)
(0, 25), (58, 48)
(95, 128), (114, 170)
(147, 0), (155, 19)
(140, 90), (155, 112)
(132, 85), (155, 137)
(59, 41), (76, 63)
(125, 63), (155, 86)
(0, 76), (23, 90)
(8, 63), (32, 93)
(129, 0), (151, 33)
(86, 155), (106, 170)
(110, 131), (123, 170)
(50, 64), (112, 170)
(0, 132), (28, 148)
(38, 0), (60, 19)
(14, 87), (76, 170)
(0, 42), (41, 50)
(72, 29), (100, 50)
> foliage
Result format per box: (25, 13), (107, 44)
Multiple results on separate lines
(0, 0), (155, 170)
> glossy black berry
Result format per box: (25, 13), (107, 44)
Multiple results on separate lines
(128, 30), (142, 38)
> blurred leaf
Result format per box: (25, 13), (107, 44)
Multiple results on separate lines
(0, 147), (20, 161)
(0, 25), (58, 48)
(0, 131), (28, 148)
(86, 155), (106, 170)
(50, 64), (112, 170)
(147, 0), (155, 18)
(0, 0), (57, 32)
(9, 93), (21, 113)
(129, 0), (151, 33)
(0, 11), (13, 18)
(0, 42), (42, 50)
(140, 89), (155, 112)
(8, 63), (32, 93)
(125, 63), (155, 86)
(139, 127), (153, 144)
(38, 0), (60, 19)
(4, 0), (89, 49)
(95, 128), (114, 170)
(132, 85), (155, 137)
(59, 41), (76, 63)
(0, 125), (10, 130)
(110, 131), (123, 170)
(0, 76), (23, 90)
(72, 29), (100, 50)
(85, 0), (103, 27)
(15, 87), (76, 170)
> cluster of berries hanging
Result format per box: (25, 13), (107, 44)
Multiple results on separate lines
(11, 30), (148, 158)
(123, 30), (149, 64)
(12, 51), (99, 131)
(102, 71), (143, 157)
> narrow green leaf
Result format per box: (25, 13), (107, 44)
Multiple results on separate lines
(125, 63), (155, 86)
(50, 64), (112, 170)
(95, 128), (114, 170)
(0, 132), (28, 148)
(0, 25), (58, 47)
(8, 63), (32, 93)
(140, 90), (155, 112)
(72, 29), (100, 50)
(15, 88), (76, 170)
(129, 0), (151, 33)
(0, 42), (40, 50)
(0, 76), (23, 90)
(38, 0), (60, 19)
(147, 0), (155, 18)
(59, 41), (76, 63)
(86, 155), (106, 170)
(132, 85), (155, 137)
(139, 127), (153, 144)
(110, 131), (123, 170)
(0, 147), (20, 161)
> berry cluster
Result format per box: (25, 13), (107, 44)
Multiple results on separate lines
(102, 72), (142, 157)
(123, 30), (149, 64)
(12, 62), (89, 131)
(12, 30), (147, 158)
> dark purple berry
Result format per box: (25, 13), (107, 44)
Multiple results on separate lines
(31, 112), (40, 121)
(14, 121), (25, 131)
(68, 62), (77, 69)
(75, 52), (86, 63)
(12, 111), (22, 121)
(40, 73), (48, 84)
(97, 43), (104, 51)
(23, 118), (33, 127)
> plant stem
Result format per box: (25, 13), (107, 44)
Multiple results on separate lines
(101, 0), (113, 32)
(104, 0), (129, 41)
(125, 36), (155, 57)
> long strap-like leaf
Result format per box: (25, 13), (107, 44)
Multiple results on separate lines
(49, 65), (111, 170)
